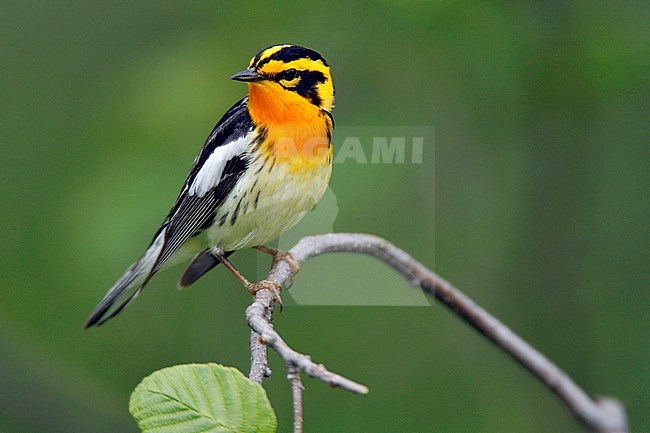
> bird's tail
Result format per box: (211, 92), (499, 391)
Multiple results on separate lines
(84, 228), (167, 328)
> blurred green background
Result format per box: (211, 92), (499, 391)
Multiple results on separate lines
(1, 1), (648, 432)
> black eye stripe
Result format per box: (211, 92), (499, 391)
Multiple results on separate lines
(293, 70), (327, 106)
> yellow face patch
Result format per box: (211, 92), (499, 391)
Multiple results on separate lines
(253, 58), (334, 111)
(247, 80), (319, 123)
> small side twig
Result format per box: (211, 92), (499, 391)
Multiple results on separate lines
(246, 289), (368, 394)
(287, 365), (304, 433)
(245, 233), (628, 433)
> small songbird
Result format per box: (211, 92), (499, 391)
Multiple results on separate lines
(84, 44), (334, 327)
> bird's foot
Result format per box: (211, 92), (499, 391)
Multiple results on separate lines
(247, 280), (283, 312)
(255, 245), (301, 286)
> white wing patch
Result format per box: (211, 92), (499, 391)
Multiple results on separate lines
(189, 136), (247, 197)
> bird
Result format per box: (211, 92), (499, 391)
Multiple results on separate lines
(84, 44), (334, 327)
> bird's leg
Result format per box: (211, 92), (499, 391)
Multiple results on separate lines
(211, 246), (253, 288)
(211, 245), (283, 310)
(255, 245), (301, 276)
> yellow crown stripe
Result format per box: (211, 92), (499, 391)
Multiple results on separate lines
(257, 58), (330, 76)
(249, 44), (291, 68)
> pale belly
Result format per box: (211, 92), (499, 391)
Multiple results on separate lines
(205, 157), (331, 251)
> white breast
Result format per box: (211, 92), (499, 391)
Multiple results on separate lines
(206, 155), (331, 251)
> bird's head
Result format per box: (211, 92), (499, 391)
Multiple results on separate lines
(231, 44), (334, 119)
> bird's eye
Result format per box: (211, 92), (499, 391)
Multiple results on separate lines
(280, 69), (299, 81)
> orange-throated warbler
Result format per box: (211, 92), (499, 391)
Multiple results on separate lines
(85, 44), (334, 327)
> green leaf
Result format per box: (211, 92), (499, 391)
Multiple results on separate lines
(129, 363), (277, 433)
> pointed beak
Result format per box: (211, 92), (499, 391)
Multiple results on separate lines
(230, 68), (265, 82)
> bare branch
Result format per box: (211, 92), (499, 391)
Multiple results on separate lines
(287, 365), (304, 433)
(248, 233), (627, 433)
(249, 328), (271, 384)
(248, 280), (273, 384)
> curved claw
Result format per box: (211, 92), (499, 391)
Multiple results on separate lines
(248, 280), (284, 312)
(255, 246), (301, 287)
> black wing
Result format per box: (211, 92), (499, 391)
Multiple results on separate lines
(84, 97), (254, 327)
(151, 97), (254, 272)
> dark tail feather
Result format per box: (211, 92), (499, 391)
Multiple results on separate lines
(84, 229), (166, 328)
(178, 249), (232, 289)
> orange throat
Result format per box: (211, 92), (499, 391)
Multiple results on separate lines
(247, 83), (332, 170)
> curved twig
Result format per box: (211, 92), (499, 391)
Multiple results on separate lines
(246, 288), (368, 394)
(246, 233), (628, 433)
